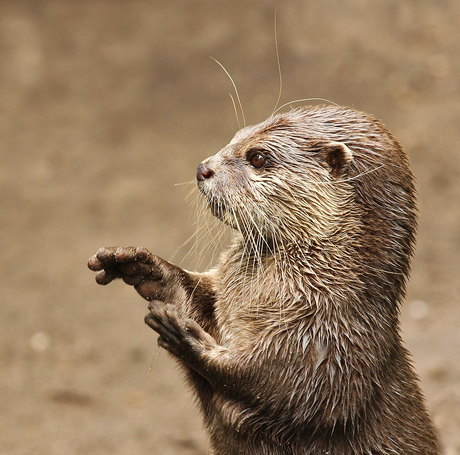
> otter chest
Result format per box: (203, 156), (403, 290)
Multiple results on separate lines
(214, 258), (291, 349)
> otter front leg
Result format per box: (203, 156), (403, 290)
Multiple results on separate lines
(88, 247), (217, 330)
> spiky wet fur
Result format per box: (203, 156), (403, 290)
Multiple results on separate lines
(173, 105), (439, 454)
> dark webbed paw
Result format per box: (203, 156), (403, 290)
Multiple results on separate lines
(145, 301), (217, 365)
(88, 246), (168, 301)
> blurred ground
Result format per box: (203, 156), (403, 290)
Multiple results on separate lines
(1, 1), (459, 454)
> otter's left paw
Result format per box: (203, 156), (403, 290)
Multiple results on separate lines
(145, 301), (216, 364)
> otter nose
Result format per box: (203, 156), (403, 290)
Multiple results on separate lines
(196, 163), (214, 182)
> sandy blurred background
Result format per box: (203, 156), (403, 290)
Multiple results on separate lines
(1, 1), (459, 454)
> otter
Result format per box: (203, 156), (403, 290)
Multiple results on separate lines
(88, 105), (440, 455)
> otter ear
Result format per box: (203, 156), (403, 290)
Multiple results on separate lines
(323, 141), (353, 178)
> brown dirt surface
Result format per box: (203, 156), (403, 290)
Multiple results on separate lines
(1, 1), (459, 454)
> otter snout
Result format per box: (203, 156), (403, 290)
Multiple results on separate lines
(196, 163), (214, 181)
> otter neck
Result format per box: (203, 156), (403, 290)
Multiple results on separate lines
(239, 230), (362, 292)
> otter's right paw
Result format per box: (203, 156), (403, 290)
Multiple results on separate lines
(87, 246), (167, 301)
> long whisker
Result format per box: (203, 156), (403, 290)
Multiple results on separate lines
(228, 93), (241, 130)
(272, 6), (283, 115)
(211, 56), (246, 127)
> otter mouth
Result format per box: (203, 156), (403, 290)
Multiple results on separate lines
(199, 186), (240, 230)
(199, 187), (275, 242)
(197, 183), (225, 220)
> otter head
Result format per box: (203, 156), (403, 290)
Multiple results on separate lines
(196, 108), (357, 250)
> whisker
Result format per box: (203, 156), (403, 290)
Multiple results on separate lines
(272, 6), (283, 115)
(211, 56), (246, 127)
(228, 93), (241, 130)
(174, 179), (196, 187)
(273, 97), (338, 115)
(313, 164), (386, 186)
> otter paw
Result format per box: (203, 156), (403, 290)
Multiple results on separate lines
(88, 246), (155, 283)
(88, 246), (167, 300)
(145, 301), (215, 362)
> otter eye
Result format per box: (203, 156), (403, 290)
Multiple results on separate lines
(249, 153), (266, 169)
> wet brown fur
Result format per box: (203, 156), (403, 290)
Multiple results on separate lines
(89, 105), (440, 455)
